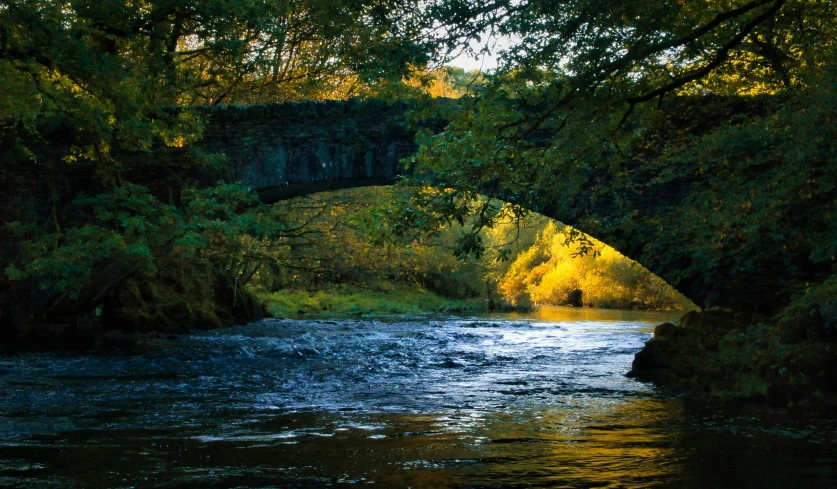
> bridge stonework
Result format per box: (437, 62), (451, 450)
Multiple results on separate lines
(194, 100), (418, 202)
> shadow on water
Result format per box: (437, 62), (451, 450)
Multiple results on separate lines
(1, 309), (835, 488)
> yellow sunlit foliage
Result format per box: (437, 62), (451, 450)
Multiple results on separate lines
(496, 222), (694, 311)
(365, 66), (488, 101)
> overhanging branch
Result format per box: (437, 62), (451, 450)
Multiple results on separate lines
(626, 0), (786, 104)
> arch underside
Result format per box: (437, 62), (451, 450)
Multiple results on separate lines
(198, 101), (770, 313)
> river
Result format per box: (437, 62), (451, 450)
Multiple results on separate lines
(1, 307), (835, 488)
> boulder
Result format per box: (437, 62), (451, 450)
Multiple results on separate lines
(628, 321), (703, 387)
(630, 309), (837, 405)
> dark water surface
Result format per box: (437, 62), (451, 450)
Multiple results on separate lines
(2, 307), (836, 488)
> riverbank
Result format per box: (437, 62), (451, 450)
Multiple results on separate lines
(629, 309), (837, 408)
(258, 283), (492, 317)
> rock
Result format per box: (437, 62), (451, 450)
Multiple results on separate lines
(629, 310), (755, 391)
(630, 309), (837, 404)
(628, 322), (703, 386)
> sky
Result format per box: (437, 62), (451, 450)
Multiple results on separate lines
(448, 49), (499, 71)
(445, 34), (508, 72)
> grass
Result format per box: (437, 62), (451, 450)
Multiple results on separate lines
(257, 283), (487, 317)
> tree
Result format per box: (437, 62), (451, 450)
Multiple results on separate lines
(495, 221), (693, 310)
(1, 0), (429, 173)
(0, 0), (429, 331)
(405, 0), (837, 314)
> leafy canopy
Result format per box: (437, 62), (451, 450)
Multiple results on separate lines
(3, 0), (836, 316)
(403, 0), (837, 311)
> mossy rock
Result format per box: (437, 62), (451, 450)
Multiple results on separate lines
(629, 322), (703, 386)
(192, 313), (222, 330)
(164, 299), (195, 322)
(632, 309), (837, 405)
(631, 310), (757, 391)
(679, 309), (755, 351)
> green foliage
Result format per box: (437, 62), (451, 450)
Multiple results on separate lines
(5, 0), (836, 334)
(247, 187), (688, 314)
(6, 225), (147, 296)
(5, 182), (295, 299)
(253, 187), (490, 301)
(641, 59), (837, 288)
(260, 282), (484, 317)
(403, 0), (837, 314)
(0, 0), (443, 331)
(114, 251), (222, 332)
(777, 275), (837, 342)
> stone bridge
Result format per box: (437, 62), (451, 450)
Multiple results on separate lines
(0, 98), (782, 318)
(0, 99), (422, 285)
(177, 99), (782, 313)
(189, 99), (424, 203)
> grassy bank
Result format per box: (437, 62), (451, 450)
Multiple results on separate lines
(258, 283), (488, 317)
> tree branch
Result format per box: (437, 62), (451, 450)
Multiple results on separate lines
(626, 0), (785, 104)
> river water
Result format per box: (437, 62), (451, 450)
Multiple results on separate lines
(1, 307), (836, 488)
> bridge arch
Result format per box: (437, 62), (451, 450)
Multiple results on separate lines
(182, 99), (713, 311)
